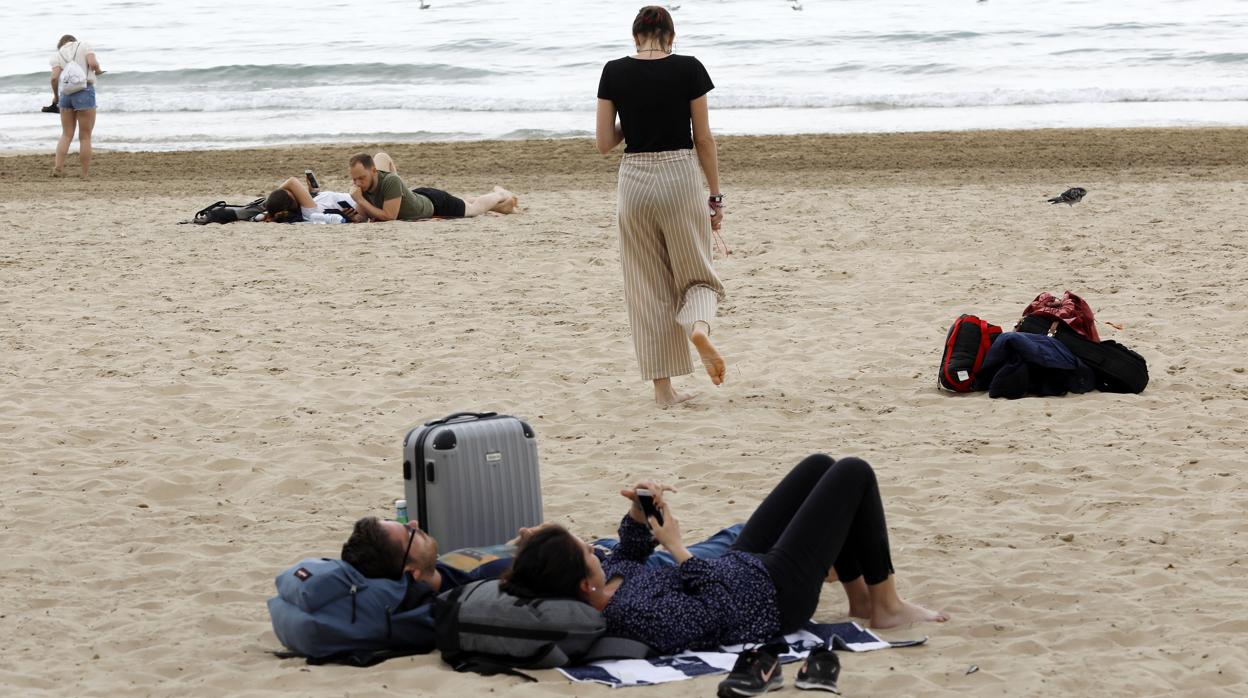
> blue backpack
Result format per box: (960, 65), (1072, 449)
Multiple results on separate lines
(267, 558), (438, 666)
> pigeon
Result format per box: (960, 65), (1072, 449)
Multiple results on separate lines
(1047, 187), (1087, 206)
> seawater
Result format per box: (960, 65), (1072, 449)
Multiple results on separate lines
(2, 0), (1246, 152)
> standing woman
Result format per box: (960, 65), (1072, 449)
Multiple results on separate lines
(597, 6), (727, 406)
(49, 34), (103, 177)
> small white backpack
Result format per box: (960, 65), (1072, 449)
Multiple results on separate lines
(58, 43), (88, 95)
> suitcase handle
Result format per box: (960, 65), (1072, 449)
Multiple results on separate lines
(424, 411), (498, 427)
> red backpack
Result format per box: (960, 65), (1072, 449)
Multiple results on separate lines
(939, 314), (1003, 392)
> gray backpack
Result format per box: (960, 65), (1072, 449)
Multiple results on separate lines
(434, 580), (652, 680)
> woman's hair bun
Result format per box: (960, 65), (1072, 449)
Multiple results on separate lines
(633, 5), (674, 35)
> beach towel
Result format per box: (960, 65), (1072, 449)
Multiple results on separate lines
(557, 622), (927, 687)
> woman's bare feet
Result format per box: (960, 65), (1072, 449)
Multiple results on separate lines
(869, 599), (949, 629)
(373, 151), (398, 174)
(834, 574), (872, 619)
(690, 324), (725, 386)
(491, 186), (519, 213)
(653, 378), (697, 407)
(51, 168), (64, 178)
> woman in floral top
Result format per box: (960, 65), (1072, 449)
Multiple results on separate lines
(501, 454), (947, 654)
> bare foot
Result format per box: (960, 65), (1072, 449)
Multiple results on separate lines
(831, 573), (872, 618)
(690, 327), (726, 386)
(655, 385), (698, 407)
(869, 600), (949, 629)
(51, 168), (64, 178)
(492, 186), (519, 213)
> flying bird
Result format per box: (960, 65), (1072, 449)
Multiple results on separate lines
(1047, 187), (1087, 206)
(791, 1), (804, 9)
(666, 3), (680, 10)
(419, 0), (430, 8)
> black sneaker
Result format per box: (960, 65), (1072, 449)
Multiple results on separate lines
(794, 646), (841, 693)
(717, 644), (785, 697)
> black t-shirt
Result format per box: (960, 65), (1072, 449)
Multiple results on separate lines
(597, 54), (715, 153)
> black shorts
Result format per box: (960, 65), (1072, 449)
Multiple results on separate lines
(412, 187), (466, 218)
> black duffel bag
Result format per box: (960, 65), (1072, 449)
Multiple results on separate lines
(193, 198), (266, 224)
(1014, 315), (1148, 393)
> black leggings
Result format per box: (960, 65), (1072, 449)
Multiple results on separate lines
(731, 454), (894, 633)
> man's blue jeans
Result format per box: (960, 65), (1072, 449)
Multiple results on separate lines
(593, 523), (744, 567)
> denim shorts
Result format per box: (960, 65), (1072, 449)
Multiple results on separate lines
(59, 84), (97, 110)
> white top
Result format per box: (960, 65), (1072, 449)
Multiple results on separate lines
(300, 191), (357, 223)
(301, 190), (356, 217)
(50, 41), (97, 84)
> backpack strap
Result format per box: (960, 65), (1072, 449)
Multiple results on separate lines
(270, 647), (427, 668)
(444, 655), (539, 682)
(194, 201), (227, 220)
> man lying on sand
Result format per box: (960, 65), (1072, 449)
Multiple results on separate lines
(348, 151), (519, 222)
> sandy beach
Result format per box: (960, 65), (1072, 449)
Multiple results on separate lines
(2, 128), (1247, 697)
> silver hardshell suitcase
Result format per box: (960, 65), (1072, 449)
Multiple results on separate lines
(402, 412), (542, 552)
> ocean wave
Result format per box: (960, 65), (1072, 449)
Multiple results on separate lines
(0, 62), (503, 91)
(4, 83), (1248, 116)
(21, 128), (594, 152)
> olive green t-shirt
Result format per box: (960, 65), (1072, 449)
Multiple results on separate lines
(364, 170), (433, 221)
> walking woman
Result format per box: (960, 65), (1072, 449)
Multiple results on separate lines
(504, 454), (948, 695)
(597, 6), (727, 406)
(49, 34), (103, 177)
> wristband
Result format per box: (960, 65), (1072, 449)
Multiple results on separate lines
(708, 194), (724, 204)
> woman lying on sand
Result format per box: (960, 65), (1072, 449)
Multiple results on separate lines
(504, 454), (947, 672)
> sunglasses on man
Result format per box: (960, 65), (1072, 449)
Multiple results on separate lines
(396, 521), (418, 580)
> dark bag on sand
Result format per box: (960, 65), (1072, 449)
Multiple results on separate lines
(1015, 315), (1148, 393)
(193, 198), (265, 224)
(434, 580), (652, 681)
(267, 557), (439, 666)
(939, 314), (1003, 392)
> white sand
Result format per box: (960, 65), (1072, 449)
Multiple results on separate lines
(2, 131), (1247, 696)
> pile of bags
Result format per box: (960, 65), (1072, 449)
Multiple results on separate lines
(938, 291), (1148, 399)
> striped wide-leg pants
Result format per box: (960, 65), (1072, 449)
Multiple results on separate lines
(616, 149), (725, 381)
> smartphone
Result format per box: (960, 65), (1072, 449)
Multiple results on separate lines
(338, 200), (352, 209)
(634, 488), (664, 526)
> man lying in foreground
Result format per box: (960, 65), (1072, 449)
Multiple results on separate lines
(348, 152), (519, 222)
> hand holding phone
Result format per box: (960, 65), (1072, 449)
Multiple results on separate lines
(634, 487), (664, 526)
